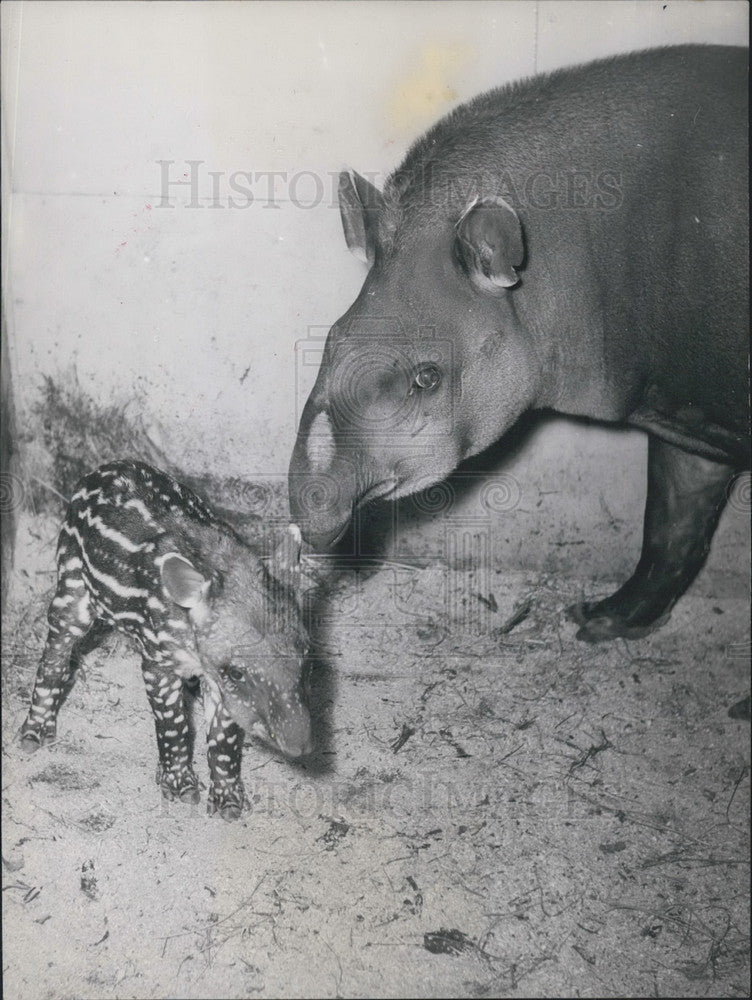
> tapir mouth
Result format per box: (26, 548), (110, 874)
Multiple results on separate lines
(356, 477), (399, 508)
(308, 520), (350, 550)
(274, 731), (314, 759)
(306, 477), (399, 550)
(265, 721), (314, 759)
(244, 717), (314, 759)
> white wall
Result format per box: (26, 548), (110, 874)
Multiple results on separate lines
(2, 0), (749, 583)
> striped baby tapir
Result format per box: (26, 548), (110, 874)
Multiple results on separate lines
(19, 460), (313, 821)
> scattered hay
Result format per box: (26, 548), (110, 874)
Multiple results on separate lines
(30, 762), (97, 791)
(25, 370), (169, 512)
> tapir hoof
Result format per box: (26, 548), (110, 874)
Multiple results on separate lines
(16, 722), (56, 752)
(17, 733), (47, 753)
(159, 782), (201, 805)
(156, 764), (201, 804)
(206, 780), (249, 822)
(567, 602), (670, 643)
(206, 797), (248, 823)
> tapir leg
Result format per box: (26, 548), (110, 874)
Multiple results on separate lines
(18, 580), (95, 749)
(142, 665), (200, 804)
(202, 676), (247, 821)
(570, 437), (735, 643)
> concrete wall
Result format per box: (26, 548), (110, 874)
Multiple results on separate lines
(2, 0), (749, 588)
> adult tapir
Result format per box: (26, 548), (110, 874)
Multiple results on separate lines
(289, 45), (749, 642)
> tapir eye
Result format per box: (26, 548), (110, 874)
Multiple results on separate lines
(412, 364), (442, 392)
(227, 666), (245, 683)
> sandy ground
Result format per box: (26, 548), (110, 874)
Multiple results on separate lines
(2, 509), (750, 1000)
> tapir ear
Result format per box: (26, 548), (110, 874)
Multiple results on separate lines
(455, 197), (524, 292)
(160, 553), (210, 608)
(267, 524), (302, 588)
(338, 169), (384, 268)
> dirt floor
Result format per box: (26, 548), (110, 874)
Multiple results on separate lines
(2, 507), (750, 1000)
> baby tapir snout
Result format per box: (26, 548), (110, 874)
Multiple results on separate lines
(171, 519), (314, 760)
(218, 660), (313, 758)
(19, 459), (311, 822)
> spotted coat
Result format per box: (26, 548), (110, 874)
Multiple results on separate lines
(19, 460), (312, 820)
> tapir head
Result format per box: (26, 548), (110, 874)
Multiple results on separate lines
(161, 524), (313, 758)
(289, 169), (542, 549)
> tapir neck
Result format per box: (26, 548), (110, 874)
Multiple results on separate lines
(509, 240), (642, 426)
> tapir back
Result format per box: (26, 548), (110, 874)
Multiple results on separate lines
(385, 45), (748, 435)
(57, 462), (223, 651)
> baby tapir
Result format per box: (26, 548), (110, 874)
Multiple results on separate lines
(19, 460), (312, 821)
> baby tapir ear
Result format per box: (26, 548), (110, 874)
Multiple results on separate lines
(455, 197), (524, 292)
(339, 169), (384, 268)
(159, 553), (210, 608)
(267, 524), (303, 588)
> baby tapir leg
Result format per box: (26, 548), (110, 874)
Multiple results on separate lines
(202, 677), (246, 821)
(19, 581), (95, 750)
(141, 665), (200, 804)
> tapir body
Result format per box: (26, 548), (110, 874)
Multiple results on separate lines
(289, 45), (749, 641)
(20, 461), (312, 820)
